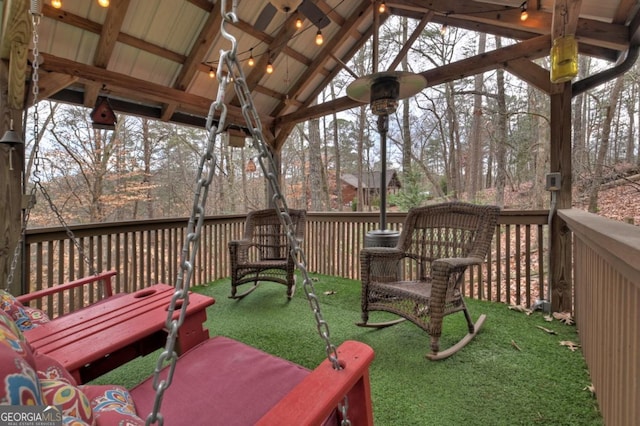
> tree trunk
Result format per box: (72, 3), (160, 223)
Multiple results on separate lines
(357, 106), (366, 211)
(494, 37), (507, 207)
(444, 82), (460, 198)
(469, 33), (486, 201)
(308, 118), (324, 210)
(588, 76), (625, 212)
(330, 82), (343, 210)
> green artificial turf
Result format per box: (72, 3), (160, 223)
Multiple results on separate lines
(93, 274), (602, 425)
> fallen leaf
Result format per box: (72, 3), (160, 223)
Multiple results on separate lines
(508, 304), (533, 315)
(536, 325), (557, 335)
(553, 312), (575, 325)
(511, 340), (522, 351)
(583, 383), (596, 397)
(560, 340), (581, 351)
(543, 315), (553, 322)
(323, 290), (337, 295)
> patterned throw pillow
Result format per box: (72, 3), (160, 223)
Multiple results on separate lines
(0, 309), (34, 364)
(82, 385), (145, 426)
(0, 307), (25, 342)
(34, 352), (78, 386)
(23, 306), (51, 327)
(0, 289), (50, 331)
(62, 416), (91, 426)
(40, 379), (95, 425)
(0, 340), (42, 405)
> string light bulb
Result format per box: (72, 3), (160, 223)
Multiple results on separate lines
(209, 68), (215, 78)
(295, 18), (303, 29)
(440, 24), (448, 36)
(52, 0), (62, 8)
(378, 1), (386, 14)
(98, 0), (109, 7)
(266, 59), (274, 74)
(520, 2), (528, 21)
(315, 29), (324, 46)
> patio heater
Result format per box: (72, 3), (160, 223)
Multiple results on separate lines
(347, 71), (425, 247)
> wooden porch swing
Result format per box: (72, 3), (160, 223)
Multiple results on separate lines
(4, 2), (375, 425)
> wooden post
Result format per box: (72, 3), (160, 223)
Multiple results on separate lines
(549, 83), (573, 313)
(1, 0), (31, 295)
(0, 63), (26, 296)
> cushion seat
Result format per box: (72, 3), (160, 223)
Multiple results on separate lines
(130, 336), (327, 425)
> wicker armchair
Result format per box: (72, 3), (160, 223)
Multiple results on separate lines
(229, 209), (306, 300)
(358, 202), (500, 360)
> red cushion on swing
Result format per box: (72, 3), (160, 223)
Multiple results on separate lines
(130, 336), (334, 425)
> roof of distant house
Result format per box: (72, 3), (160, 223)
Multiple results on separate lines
(341, 170), (400, 190)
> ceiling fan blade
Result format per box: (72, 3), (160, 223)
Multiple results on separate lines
(299, 0), (330, 29)
(254, 3), (277, 32)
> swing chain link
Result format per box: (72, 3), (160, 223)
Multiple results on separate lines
(148, 1), (349, 424)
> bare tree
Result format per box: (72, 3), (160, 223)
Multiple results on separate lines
(494, 37), (508, 207)
(308, 118), (325, 210)
(588, 76), (625, 212)
(468, 33), (487, 201)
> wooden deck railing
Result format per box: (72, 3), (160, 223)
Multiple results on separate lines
(23, 210), (550, 316)
(559, 209), (640, 426)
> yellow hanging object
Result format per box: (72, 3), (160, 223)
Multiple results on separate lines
(550, 35), (578, 83)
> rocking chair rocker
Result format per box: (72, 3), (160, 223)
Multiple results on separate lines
(229, 209), (306, 299)
(358, 202), (500, 360)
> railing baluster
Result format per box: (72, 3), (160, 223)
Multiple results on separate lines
(23, 211), (550, 314)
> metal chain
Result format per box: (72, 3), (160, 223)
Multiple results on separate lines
(147, 1), (349, 424)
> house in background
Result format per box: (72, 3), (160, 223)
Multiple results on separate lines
(341, 170), (401, 209)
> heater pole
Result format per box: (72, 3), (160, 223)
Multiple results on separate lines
(378, 114), (388, 230)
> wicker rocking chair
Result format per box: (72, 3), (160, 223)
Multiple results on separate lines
(358, 202), (500, 360)
(229, 209), (306, 300)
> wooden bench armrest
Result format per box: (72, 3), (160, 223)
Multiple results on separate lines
(257, 340), (375, 426)
(16, 270), (118, 304)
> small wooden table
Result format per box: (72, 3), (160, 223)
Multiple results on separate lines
(24, 284), (215, 384)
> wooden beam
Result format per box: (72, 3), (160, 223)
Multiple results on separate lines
(387, 11), (433, 72)
(25, 71), (79, 106)
(241, 12), (302, 96)
(552, 0), (581, 39)
(612, 0), (636, 25)
(423, 35), (551, 87)
(276, 35), (551, 126)
(83, 83), (101, 108)
(93, 0), (131, 68)
(272, 0), (374, 149)
(41, 4), (186, 65)
(504, 58), (552, 94)
(161, 103), (177, 122)
(38, 53), (272, 127)
(389, 0), (628, 52)
(173, 6), (223, 92)
(272, 0), (372, 119)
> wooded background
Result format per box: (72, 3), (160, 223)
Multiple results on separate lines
(24, 20), (640, 226)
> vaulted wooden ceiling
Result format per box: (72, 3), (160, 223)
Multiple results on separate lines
(2, 0), (639, 150)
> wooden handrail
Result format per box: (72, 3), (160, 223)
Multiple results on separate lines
(23, 210), (551, 313)
(16, 270), (117, 304)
